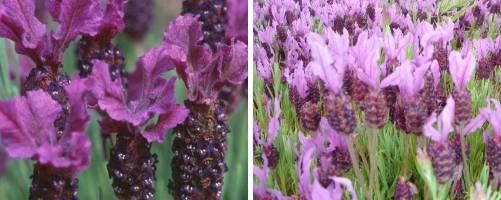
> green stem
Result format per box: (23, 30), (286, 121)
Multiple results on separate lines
(402, 133), (411, 176)
(459, 126), (471, 188)
(347, 135), (370, 200)
(367, 128), (380, 200)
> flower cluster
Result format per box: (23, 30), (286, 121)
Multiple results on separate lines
(0, 0), (247, 199)
(254, 0), (500, 199)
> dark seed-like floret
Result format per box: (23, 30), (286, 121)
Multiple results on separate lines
(362, 91), (387, 129)
(76, 36), (127, 85)
(475, 57), (494, 80)
(324, 92), (357, 135)
(107, 131), (157, 200)
(170, 101), (228, 200)
(182, 0), (228, 49)
(318, 148), (351, 188)
(29, 163), (78, 200)
(427, 142), (455, 184)
(23, 66), (70, 137)
(403, 100), (427, 135)
(394, 177), (417, 200)
(299, 101), (321, 131)
(452, 89), (472, 126)
(264, 145), (280, 169)
(433, 44), (449, 72)
(486, 135), (501, 175)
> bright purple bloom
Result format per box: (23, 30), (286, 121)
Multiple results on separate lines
(163, 15), (247, 104)
(423, 97), (455, 143)
(449, 51), (476, 91)
(226, 0), (247, 43)
(88, 45), (188, 143)
(0, 86), (91, 176)
(307, 33), (344, 94)
(474, 38), (494, 59)
(480, 99), (501, 137)
(253, 155), (291, 200)
(381, 61), (428, 101)
(350, 31), (382, 90)
(383, 29), (411, 64)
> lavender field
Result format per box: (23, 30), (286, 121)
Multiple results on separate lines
(253, 0), (501, 199)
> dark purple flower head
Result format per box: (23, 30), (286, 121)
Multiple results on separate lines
(163, 15), (247, 105)
(0, 80), (92, 177)
(88, 44), (188, 142)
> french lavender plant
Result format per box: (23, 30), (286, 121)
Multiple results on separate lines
(480, 99), (501, 184)
(0, 0), (104, 197)
(87, 45), (188, 199)
(255, 94), (281, 169)
(75, 0), (127, 83)
(162, 1), (247, 198)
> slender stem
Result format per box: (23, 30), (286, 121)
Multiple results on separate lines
(368, 128), (381, 200)
(402, 133), (411, 176)
(459, 126), (471, 188)
(494, 173), (500, 190)
(347, 135), (370, 199)
(353, 136), (370, 176)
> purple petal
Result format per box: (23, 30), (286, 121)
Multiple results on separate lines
(216, 41), (248, 86)
(267, 94), (281, 145)
(163, 15), (203, 54)
(423, 113), (440, 142)
(0, 90), (60, 159)
(64, 75), (91, 134)
(225, 0), (247, 43)
(463, 115), (485, 136)
(449, 51), (476, 90)
(38, 131), (91, 176)
(97, 0), (127, 40)
(0, 0), (46, 62)
(47, 0), (103, 57)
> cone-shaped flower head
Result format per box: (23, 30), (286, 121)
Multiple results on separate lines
(449, 51), (476, 91)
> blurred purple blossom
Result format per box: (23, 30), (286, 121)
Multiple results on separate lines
(449, 51), (476, 91)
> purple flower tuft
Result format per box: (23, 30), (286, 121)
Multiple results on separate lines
(0, 88), (91, 176)
(89, 44), (188, 142)
(163, 15), (247, 104)
(449, 51), (476, 91)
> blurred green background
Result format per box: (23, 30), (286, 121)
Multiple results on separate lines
(0, 0), (248, 199)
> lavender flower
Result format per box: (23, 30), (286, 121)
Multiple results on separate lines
(163, 10), (247, 199)
(480, 99), (501, 177)
(88, 44), (188, 199)
(449, 51), (476, 126)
